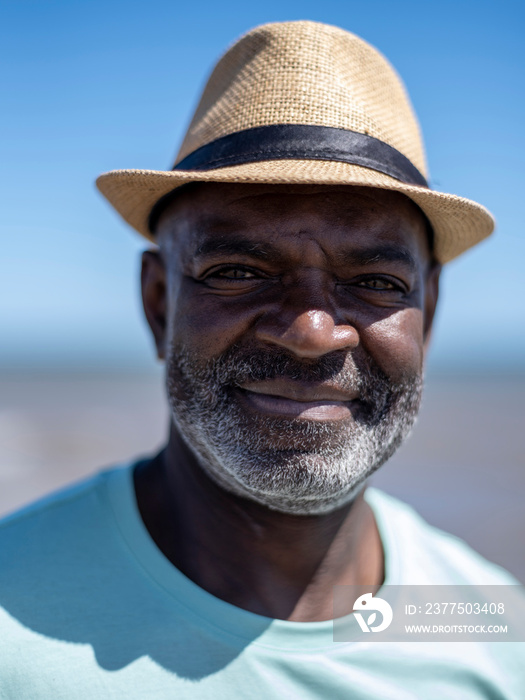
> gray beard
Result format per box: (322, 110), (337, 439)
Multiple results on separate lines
(166, 345), (423, 515)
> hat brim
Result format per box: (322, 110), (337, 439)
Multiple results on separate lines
(96, 159), (494, 263)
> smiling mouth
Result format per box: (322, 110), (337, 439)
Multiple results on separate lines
(236, 382), (359, 421)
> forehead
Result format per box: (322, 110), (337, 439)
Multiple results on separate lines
(155, 183), (431, 262)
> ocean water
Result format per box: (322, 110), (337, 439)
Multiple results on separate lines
(0, 371), (523, 582)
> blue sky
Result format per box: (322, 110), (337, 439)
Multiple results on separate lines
(1, 0), (524, 372)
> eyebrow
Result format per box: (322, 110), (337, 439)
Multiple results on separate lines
(194, 237), (282, 261)
(336, 245), (418, 273)
(193, 237), (418, 272)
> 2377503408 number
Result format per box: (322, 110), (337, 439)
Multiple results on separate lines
(424, 602), (505, 615)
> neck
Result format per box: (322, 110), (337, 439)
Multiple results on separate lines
(134, 426), (384, 621)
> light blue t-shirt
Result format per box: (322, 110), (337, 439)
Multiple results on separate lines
(0, 463), (523, 699)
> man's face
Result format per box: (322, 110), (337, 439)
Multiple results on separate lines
(145, 183), (439, 515)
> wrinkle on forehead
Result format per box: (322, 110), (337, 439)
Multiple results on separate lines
(155, 183), (432, 266)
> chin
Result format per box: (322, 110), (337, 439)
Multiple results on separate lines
(181, 433), (396, 516)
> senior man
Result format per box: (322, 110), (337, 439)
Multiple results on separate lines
(1, 20), (523, 699)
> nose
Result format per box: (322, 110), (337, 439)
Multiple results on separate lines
(255, 284), (359, 359)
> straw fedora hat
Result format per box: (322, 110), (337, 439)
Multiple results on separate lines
(96, 20), (494, 263)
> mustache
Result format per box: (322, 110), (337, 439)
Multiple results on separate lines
(199, 345), (358, 385)
(171, 344), (413, 411)
(219, 347), (351, 384)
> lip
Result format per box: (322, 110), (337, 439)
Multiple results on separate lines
(237, 380), (359, 420)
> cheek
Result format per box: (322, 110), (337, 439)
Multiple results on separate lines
(167, 285), (259, 358)
(360, 308), (425, 381)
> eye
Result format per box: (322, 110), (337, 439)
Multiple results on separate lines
(356, 277), (400, 291)
(337, 274), (408, 297)
(212, 267), (258, 280)
(200, 264), (269, 291)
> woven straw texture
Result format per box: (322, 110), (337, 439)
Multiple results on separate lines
(96, 20), (494, 263)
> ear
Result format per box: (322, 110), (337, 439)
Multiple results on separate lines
(141, 250), (167, 360)
(422, 262), (441, 352)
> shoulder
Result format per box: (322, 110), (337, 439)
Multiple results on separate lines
(0, 465), (131, 577)
(0, 464), (133, 631)
(365, 487), (520, 585)
(1, 469), (107, 535)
